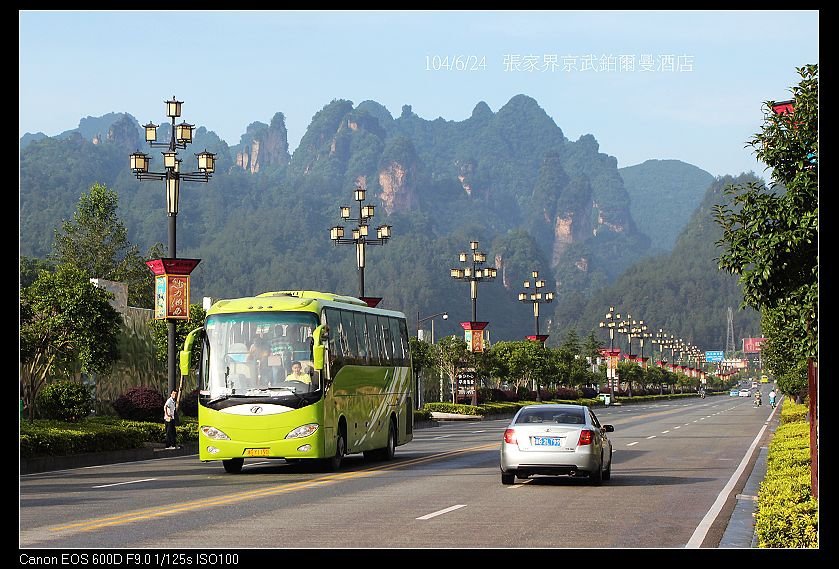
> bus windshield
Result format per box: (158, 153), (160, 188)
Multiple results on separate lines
(204, 311), (320, 400)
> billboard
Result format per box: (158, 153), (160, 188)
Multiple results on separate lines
(742, 337), (766, 354)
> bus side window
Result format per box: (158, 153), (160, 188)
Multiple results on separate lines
(324, 308), (344, 373)
(353, 312), (369, 364)
(381, 317), (394, 365)
(366, 313), (382, 366)
(340, 309), (360, 365)
(397, 318), (410, 366)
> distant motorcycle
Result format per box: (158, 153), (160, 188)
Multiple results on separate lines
(754, 393), (762, 407)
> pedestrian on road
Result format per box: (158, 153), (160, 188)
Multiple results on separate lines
(164, 389), (179, 449)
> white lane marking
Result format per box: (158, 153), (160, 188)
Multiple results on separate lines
(243, 461), (271, 468)
(686, 413), (772, 548)
(661, 430), (670, 434)
(92, 478), (157, 488)
(674, 426), (681, 429)
(432, 434), (455, 439)
(627, 441), (639, 446)
(416, 504), (467, 520)
(646, 435), (657, 439)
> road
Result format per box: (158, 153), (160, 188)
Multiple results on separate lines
(20, 396), (775, 555)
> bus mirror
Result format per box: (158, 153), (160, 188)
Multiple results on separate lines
(179, 350), (191, 377)
(312, 324), (329, 371)
(179, 327), (203, 377)
(313, 345), (325, 371)
(313, 324), (329, 344)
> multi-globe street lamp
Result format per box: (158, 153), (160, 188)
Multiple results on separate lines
(518, 270), (554, 340)
(637, 326), (651, 368)
(599, 306), (621, 396)
(450, 240), (497, 322)
(617, 314), (636, 357)
(450, 240), (497, 405)
(329, 185), (392, 303)
(129, 96), (216, 393)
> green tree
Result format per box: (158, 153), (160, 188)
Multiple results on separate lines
(438, 335), (470, 404)
(713, 64), (818, 366)
(50, 182), (161, 309)
(490, 340), (555, 401)
(20, 264), (122, 419)
(760, 309), (809, 402)
(20, 256), (54, 289)
(148, 303), (207, 370)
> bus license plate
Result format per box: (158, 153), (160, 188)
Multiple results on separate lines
(532, 437), (563, 447)
(245, 448), (270, 457)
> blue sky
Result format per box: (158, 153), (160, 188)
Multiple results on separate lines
(20, 10), (818, 178)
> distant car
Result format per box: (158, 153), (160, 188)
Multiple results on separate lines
(739, 389), (751, 397)
(729, 389), (740, 397)
(499, 403), (614, 485)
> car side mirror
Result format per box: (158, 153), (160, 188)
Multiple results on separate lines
(603, 425), (615, 432)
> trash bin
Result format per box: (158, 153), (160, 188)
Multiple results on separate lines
(598, 393), (611, 406)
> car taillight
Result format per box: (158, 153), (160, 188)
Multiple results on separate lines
(578, 429), (594, 445)
(504, 428), (517, 444)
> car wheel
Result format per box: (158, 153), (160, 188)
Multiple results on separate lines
(222, 458), (244, 474)
(590, 455), (604, 486)
(501, 472), (515, 485)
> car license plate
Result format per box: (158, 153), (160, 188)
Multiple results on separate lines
(245, 448), (270, 457)
(532, 437), (563, 447)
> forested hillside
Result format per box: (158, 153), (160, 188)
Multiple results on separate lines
(19, 95), (755, 348)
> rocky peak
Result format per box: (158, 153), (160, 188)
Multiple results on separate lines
(106, 114), (142, 151)
(235, 112), (290, 173)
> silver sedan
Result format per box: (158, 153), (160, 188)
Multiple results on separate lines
(499, 403), (614, 485)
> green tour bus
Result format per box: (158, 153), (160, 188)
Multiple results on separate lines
(180, 290), (414, 473)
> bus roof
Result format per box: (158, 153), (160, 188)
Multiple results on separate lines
(206, 290), (406, 318)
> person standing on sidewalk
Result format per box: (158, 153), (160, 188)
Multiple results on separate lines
(164, 389), (179, 449)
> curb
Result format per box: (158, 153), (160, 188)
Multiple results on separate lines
(21, 442), (199, 475)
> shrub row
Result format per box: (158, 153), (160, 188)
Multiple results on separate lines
(20, 416), (198, 459)
(754, 400), (818, 548)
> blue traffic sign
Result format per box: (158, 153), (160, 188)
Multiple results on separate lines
(705, 351), (724, 362)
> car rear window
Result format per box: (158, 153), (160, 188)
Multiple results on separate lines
(515, 409), (586, 425)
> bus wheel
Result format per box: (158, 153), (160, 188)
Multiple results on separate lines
(326, 432), (345, 471)
(222, 458), (244, 474)
(382, 420), (396, 460)
(364, 420), (396, 461)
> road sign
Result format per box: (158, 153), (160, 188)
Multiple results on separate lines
(705, 351), (724, 362)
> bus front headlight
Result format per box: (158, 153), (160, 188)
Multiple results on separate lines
(286, 423), (319, 439)
(200, 425), (231, 440)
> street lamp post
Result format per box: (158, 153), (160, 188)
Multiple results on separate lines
(451, 240), (497, 405)
(518, 270), (554, 401)
(450, 240), (497, 323)
(518, 270), (555, 339)
(129, 96), (216, 393)
(330, 185), (392, 304)
(599, 306), (621, 396)
(417, 311), (449, 344)
(617, 314), (635, 358)
(417, 311), (448, 408)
